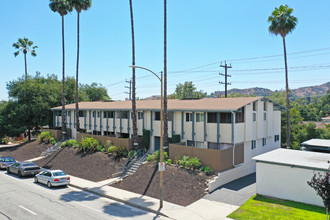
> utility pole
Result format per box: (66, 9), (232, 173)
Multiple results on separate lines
(219, 61), (232, 98)
(125, 79), (132, 100)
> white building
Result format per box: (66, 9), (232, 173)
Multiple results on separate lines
(52, 97), (284, 188)
(253, 149), (330, 207)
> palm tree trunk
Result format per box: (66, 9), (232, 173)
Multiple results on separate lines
(24, 53), (27, 80)
(129, 0), (138, 147)
(75, 12), (80, 133)
(163, 0), (169, 148)
(61, 15), (67, 140)
(282, 36), (291, 149)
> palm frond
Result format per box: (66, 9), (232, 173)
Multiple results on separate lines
(14, 51), (20, 57)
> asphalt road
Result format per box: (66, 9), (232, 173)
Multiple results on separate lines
(0, 170), (166, 220)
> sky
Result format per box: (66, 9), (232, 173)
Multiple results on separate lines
(1, 0), (330, 101)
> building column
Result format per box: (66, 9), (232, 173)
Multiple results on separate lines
(217, 112), (220, 144)
(53, 111), (55, 128)
(150, 111), (153, 136)
(127, 111), (130, 136)
(119, 111), (122, 133)
(100, 110), (103, 134)
(204, 111), (207, 142)
(89, 111), (92, 130)
(171, 111), (174, 136)
(181, 111), (184, 140)
(84, 111), (86, 130)
(94, 111), (97, 131)
(142, 110), (145, 131)
(106, 111), (109, 132)
(192, 112), (195, 141)
(113, 111), (116, 133)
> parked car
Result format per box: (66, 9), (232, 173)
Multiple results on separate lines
(0, 157), (16, 169)
(7, 162), (40, 177)
(34, 170), (70, 188)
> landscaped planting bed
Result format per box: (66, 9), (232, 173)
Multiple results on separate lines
(0, 140), (50, 161)
(111, 162), (212, 206)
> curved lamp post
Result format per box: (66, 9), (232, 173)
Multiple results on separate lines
(129, 65), (164, 208)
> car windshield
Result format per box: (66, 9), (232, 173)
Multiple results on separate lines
(23, 163), (36, 167)
(0, 159), (3, 162)
(5, 158), (14, 162)
(53, 172), (66, 176)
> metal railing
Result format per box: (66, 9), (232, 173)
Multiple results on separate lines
(113, 148), (144, 177)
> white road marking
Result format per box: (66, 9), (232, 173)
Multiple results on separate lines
(18, 205), (37, 215)
(2, 173), (122, 220)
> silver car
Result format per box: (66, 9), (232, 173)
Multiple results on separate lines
(34, 170), (70, 188)
(7, 162), (40, 177)
(0, 157), (16, 169)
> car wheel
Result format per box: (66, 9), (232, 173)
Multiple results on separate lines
(34, 177), (38, 183)
(7, 168), (11, 174)
(47, 181), (52, 188)
(18, 171), (22, 177)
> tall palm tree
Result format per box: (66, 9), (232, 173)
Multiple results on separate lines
(12, 37), (38, 80)
(49, 0), (72, 140)
(163, 0), (169, 148)
(69, 0), (92, 134)
(268, 5), (297, 149)
(129, 0), (138, 147)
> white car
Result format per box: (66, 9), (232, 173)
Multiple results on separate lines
(34, 170), (70, 188)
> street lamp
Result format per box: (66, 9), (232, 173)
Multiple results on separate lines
(129, 65), (164, 208)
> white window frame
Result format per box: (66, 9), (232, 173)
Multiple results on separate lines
(196, 113), (204, 122)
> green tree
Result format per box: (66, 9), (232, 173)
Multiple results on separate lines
(69, 0), (92, 132)
(49, 0), (72, 140)
(173, 81), (206, 99)
(129, 0), (138, 146)
(268, 5), (298, 149)
(81, 83), (111, 101)
(12, 37), (38, 80)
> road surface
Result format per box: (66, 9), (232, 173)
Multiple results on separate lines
(0, 170), (166, 220)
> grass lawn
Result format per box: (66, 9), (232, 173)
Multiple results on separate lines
(228, 195), (327, 220)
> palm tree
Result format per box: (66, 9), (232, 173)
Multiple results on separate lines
(12, 37), (38, 80)
(69, 0), (92, 134)
(49, 0), (72, 140)
(163, 0), (169, 148)
(268, 5), (297, 149)
(129, 0), (138, 147)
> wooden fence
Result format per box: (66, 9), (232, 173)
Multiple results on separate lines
(169, 143), (244, 172)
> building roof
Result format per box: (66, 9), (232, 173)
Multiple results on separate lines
(301, 139), (330, 148)
(51, 97), (285, 112)
(253, 149), (330, 171)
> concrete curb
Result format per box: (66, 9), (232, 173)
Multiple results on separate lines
(69, 183), (169, 218)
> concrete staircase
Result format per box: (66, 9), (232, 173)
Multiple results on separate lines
(122, 153), (148, 178)
(40, 141), (63, 157)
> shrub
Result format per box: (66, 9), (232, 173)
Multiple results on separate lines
(147, 151), (169, 162)
(128, 150), (137, 158)
(166, 159), (172, 165)
(188, 157), (201, 169)
(97, 145), (104, 152)
(50, 138), (57, 145)
(176, 155), (190, 166)
(0, 137), (9, 145)
(107, 145), (128, 158)
(61, 139), (79, 148)
(176, 156), (201, 169)
(107, 145), (116, 154)
(79, 137), (100, 153)
(203, 166), (212, 175)
(37, 131), (54, 144)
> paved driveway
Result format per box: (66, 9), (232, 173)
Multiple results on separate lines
(204, 173), (256, 206)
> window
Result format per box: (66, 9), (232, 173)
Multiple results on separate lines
(97, 111), (100, 118)
(57, 111), (62, 116)
(207, 112), (217, 123)
(93, 111), (100, 118)
(253, 102), (257, 111)
(262, 138), (266, 146)
(186, 113), (192, 122)
(93, 130), (101, 135)
(138, 112), (144, 120)
(195, 141), (206, 149)
(274, 135), (280, 142)
(196, 113), (204, 122)
(122, 111), (128, 119)
(186, 140), (194, 146)
(253, 112), (256, 122)
(264, 112), (267, 121)
(264, 101), (267, 111)
(103, 111), (114, 118)
(235, 108), (245, 123)
(155, 111), (160, 121)
(208, 142), (221, 150)
(79, 111), (86, 117)
(168, 112), (172, 121)
(251, 140), (256, 149)
(220, 113), (232, 123)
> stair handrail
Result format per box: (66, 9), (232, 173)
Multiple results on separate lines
(116, 148), (143, 176)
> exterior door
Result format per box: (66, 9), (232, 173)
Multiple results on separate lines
(154, 136), (160, 151)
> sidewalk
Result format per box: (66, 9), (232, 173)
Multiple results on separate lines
(69, 175), (238, 220)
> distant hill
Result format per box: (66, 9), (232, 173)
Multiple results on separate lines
(209, 82), (330, 98)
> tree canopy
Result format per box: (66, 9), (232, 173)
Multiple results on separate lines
(170, 81), (206, 99)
